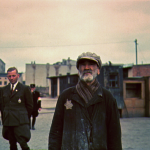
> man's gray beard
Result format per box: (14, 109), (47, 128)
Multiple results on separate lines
(79, 71), (97, 82)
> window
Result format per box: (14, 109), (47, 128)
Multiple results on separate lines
(4, 81), (7, 85)
(109, 73), (119, 88)
(0, 81), (2, 85)
(126, 83), (141, 99)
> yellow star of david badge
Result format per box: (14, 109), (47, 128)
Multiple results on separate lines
(64, 99), (73, 109)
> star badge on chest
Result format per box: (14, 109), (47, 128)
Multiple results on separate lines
(64, 99), (73, 109)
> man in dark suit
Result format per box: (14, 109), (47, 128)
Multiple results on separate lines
(30, 84), (41, 130)
(1, 67), (33, 150)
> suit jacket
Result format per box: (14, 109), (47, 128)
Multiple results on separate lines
(1, 82), (33, 126)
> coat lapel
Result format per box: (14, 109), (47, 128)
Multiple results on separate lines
(4, 83), (11, 97)
(71, 90), (85, 107)
(86, 86), (104, 107)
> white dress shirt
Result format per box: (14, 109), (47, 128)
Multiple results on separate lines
(11, 81), (18, 90)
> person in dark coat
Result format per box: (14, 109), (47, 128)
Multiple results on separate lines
(48, 52), (122, 150)
(1, 67), (33, 150)
(30, 84), (41, 130)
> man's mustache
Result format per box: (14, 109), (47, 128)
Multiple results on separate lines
(83, 70), (92, 74)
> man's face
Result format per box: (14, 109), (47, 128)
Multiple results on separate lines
(7, 70), (19, 84)
(31, 87), (36, 92)
(78, 60), (100, 83)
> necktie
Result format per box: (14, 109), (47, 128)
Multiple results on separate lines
(12, 84), (14, 94)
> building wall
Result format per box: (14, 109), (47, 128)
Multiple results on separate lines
(25, 63), (78, 87)
(98, 65), (124, 109)
(50, 74), (79, 98)
(144, 77), (150, 117)
(128, 68), (133, 77)
(123, 64), (150, 117)
(122, 79), (145, 117)
(26, 64), (48, 87)
(0, 76), (8, 87)
(58, 65), (78, 75)
(132, 65), (150, 77)
(0, 59), (5, 73)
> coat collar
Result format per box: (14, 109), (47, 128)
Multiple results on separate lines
(5, 82), (21, 97)
(11, 82), (21, 97)
(11, 81), (19, 90)
(71, 85), (103, 107)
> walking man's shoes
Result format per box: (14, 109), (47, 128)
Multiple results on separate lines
(32, 126), (35, 130)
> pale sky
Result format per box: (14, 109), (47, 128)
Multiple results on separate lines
(0, 0), (150, 72)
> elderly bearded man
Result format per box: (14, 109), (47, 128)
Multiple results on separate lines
(48, 52), (122, 150)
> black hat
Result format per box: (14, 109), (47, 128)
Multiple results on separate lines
(30, 84), (35, 88)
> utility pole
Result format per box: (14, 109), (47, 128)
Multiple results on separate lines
(134, 39), (138, 65)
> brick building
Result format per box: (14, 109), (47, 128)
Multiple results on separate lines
(122, 64), (150, 117)
(132, 65), (150, 77)
(124, 64), (150, 78)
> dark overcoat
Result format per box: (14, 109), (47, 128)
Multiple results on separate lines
(31, 90), (41, 117)
(1, 82), (33, 126)
(49, 86), (122, 150)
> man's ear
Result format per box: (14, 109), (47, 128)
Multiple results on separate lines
(97, 69), (100, 75)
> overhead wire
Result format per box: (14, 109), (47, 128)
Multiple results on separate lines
(0, 40), (133, 49)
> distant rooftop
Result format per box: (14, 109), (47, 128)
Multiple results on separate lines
(102, 61), (124, 67)
(0, 59), (5, 64)
(123, 63), (134, 68)
(53, 57), (76, 66)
